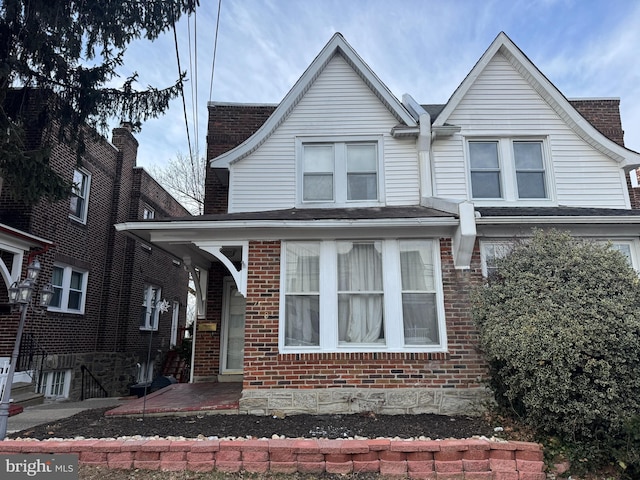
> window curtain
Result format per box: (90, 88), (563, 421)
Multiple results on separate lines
(285, 244), (320, 346)
(400, 242), (438, 345)
(338, 242), (384, 343)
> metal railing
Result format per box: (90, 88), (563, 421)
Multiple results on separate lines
(80, 365), (108, 400)
(16, 332), (47, 392)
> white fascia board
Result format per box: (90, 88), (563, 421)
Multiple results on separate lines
(210, 33), (416, 169)
(433, 32), (640, 168)
(117, 218), (460, 245)
(476, 216), (640, 225)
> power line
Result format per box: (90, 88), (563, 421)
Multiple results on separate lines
(187, 10), (199, 158)
(208, 0), (222, 102)
(172, 19), (193, 159)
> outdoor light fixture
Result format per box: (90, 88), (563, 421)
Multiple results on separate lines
(0, 257), (53, 440)
(39, 283), (54, 308)
(26, 259), (41, 282)
(7, 282), (19, 304)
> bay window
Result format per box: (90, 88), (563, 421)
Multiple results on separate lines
(281, 239), (446, 352)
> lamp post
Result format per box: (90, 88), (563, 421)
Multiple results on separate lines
(0, 259), (54, 440)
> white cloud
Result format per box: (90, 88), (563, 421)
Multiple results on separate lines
(116, 0), (640, 168)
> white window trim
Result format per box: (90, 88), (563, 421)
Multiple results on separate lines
(479, 240), (516, 277)
(39, 370), (72, 399)
(48, 263), (88, 314)
(140, 284), (162, 331)
(466, 137), (556, 206)
(295, 136), (385, 208)
(143, 205), (155, 220)
(480, 238), (640, 277)
(69, 167), (91, 224)
(279, 238), (447, 353)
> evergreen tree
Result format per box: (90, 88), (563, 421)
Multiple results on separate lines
(0, 0), (198, 204)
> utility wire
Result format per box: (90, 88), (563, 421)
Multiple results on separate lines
(208, 0), (222, 101)
(187, 9), (199, 158)
(172, 19), (193, 159)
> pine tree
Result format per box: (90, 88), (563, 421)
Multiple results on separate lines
(0, 0), (199, 204)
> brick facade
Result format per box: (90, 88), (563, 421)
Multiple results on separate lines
(0, 91), (190, 400)
(195, 96), (638, 415)
(233, 239), (490, 415)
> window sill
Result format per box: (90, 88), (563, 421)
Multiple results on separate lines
(139, 327), (159, 332)
(68, 214), (88, 226)
(279, 346), (447, 355)
(47, 308), (84, 315)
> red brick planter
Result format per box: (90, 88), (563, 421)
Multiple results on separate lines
(0, 438), (545, 478)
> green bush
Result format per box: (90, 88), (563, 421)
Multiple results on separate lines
(472, 230), (640, 470)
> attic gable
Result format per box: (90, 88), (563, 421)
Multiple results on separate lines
(210, 33), (416, 169)
(434, 32), (640, 169)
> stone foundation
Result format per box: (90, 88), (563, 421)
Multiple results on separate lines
(239, 387), (492, 416)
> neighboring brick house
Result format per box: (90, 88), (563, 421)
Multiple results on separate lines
(0, 89), (190, 401)
(118, 32), (640, 415)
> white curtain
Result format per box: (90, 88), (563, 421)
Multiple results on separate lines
(338, 242), (384, 343)
(400, 242), (438, 345)
(285, 243), (320, 346)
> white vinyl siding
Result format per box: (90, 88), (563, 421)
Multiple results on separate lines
(228, 54), (420, 212)
(433, 52), (629, 208)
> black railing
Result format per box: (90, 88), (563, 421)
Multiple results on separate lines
(16, 332), (46, 392)
(80, 365), (109, 400)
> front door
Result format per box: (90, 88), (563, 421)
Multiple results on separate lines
(221, 278), (246, 375)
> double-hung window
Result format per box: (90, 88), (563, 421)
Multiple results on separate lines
(480, 239), (638, 277)
(480, 241), (515, 277)
(140, 284), (161, 331)
(143, 205), (155, 219)
(299, 138), (381, 205)
(281, 239), (446, 352)
(468, 139), (550, 201)
(49, 264), (88, 313)
(69, 168), (91, 223)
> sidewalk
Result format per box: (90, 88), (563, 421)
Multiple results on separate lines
(7, 397), (126, 434)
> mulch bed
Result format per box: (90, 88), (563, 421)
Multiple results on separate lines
(8, 407), (502, 440)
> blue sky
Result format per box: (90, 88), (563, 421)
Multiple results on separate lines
(117, 0), (640, 169)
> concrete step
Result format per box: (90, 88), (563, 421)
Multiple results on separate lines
(9, 382), (44, 409)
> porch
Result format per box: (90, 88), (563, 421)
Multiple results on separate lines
(105, 382), (242, 417)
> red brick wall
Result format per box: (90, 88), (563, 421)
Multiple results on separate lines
(0, 437), (545, 477)
(240, 239), (488, 391)
(192, 263), (226, 379)
(569, 99), (625, 146)
(204, 104), (276, 214)
(0, 92), (190, 396)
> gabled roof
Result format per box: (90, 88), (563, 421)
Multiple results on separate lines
(210, 33), (417, 168)
(433, 32), (640, 169)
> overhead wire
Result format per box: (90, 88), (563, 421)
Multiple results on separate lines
(172, 15), (194, 164)
(188, 9), (199, 158)
(208, 0), (222, 102)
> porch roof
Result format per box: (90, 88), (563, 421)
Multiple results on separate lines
(114, 205), (462, 291)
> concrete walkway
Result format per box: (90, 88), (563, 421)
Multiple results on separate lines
(7, 397), (126, 434)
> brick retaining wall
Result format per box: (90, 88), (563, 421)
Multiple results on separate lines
(0, 438), (545, 478)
